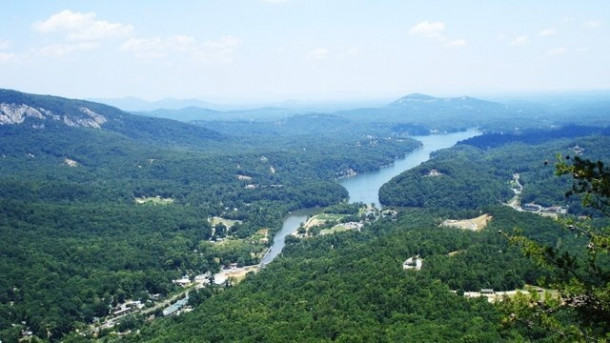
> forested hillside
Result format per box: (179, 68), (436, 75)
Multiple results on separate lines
(127, 131), (610, 343)
(1, 89), (609, 342)
(380, 127), (610, 214)
(0, 90), (420, 341)
(0, 89), (225, 148)
(2, 0), (609, 340)
(128, 206), (572, 342)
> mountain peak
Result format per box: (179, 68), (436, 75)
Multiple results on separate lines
(387, 94), (492, 108)
(403, 93), (437, 100)
(389, 93), (439, 106)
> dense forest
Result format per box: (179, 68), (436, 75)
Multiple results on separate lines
(119, 206), (573, 342)
(0, 90), (424, 341)
(128, 133), (610, 343)
(1, 89), (609, 342)
(380, 127), (610, 215)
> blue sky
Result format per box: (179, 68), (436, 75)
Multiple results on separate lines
(0, 1), (608, 103)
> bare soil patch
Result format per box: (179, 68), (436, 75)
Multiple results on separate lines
(441, 214), (492, 231)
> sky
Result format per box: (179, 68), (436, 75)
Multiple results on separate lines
(0, 1), (609, 104)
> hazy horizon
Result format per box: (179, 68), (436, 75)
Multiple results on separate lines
(1, 1), (609, 103)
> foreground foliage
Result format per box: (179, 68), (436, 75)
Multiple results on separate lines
(502, 156), (610, 342)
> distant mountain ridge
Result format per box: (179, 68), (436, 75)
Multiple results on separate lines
(89, 96), (221, 112)
(129, 93), (510, 127)
(387, 93), (504, 111)
(331, 94), (512, 133)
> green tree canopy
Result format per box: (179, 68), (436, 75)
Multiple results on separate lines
(502, 156), (610, 342)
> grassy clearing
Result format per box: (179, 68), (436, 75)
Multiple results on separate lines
(220, 265), (260, 284)
(304, 213), (345, 229)
(316, 213), (344, 221)
(250, 228), (269, 242)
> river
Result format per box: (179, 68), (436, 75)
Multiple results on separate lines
(261, 128), (480, 265)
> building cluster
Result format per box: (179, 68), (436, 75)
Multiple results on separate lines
(112, 300), (145, 317)
(522, 202), (567, 216)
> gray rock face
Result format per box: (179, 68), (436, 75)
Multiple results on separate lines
(0, 103), (107, 128)
(0, 103), (45, 124)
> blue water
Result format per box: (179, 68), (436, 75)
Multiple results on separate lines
(340, 128), (480, 208)
(262, 129), (480, 264)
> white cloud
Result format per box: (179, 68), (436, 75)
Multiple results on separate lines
(410, 20), (466, 48)
(582, 20), (602, 28)
(345, 47), (361, 56)
(538, 28), (556, 37)
(548, 47), (567, 56)
(0, 52), (16, 62)
(33, 10), (132, 41)
(36, 42), (99, 56)
(510, 36), (530, 46)
(121, 37), (166, 58)
(446, 39), (467, 48)
(122, 35), (240, 63)
(0, 40), (16, 62)
(409, 21), (445, 39)
(122, 35), (198, 58)
(195, 36), (241, 63)
(261, 0), (289, 3)
(335, 47), (361, 59)
(307, 47), (329, 60)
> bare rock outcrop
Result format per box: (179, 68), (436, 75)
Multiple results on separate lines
(0, 103), (107, 129)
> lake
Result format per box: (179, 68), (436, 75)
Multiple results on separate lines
(261, 128), (480, 265)
(340, 128), (480, 207)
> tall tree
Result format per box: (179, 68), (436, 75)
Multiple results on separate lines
(502, 156), (610, 342)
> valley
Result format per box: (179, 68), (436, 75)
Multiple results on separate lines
(0, 89), (609, 342)
(2, 2), (609, 341)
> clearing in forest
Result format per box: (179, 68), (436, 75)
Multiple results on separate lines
(441, 214), (492, 231)
(215, 265), (260, 285)
(135, 196), (174, 205)
(303, 213), (343, 229)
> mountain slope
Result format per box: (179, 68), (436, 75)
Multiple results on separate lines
(0, 89), (226, 148)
